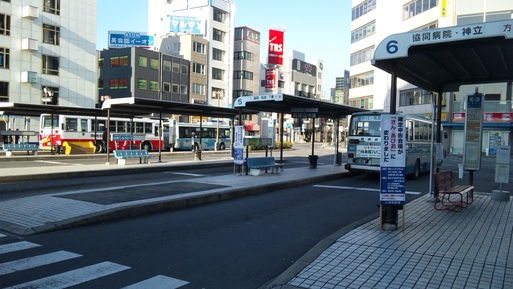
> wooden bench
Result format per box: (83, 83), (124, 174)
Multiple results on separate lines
(113, 149), (153, 165)
(246, 157), (283, 175)
(2, 143), (39, 156)
(434, 170), (474, 212)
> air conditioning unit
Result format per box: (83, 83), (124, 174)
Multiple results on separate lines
(22, 38), (39, 51)
(22, 5), (39, 19)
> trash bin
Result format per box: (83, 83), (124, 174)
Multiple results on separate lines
(336, 152), (342, 165)
(308, 155), (318, 169)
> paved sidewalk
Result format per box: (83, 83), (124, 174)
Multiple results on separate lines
(267, 192), (513, 289)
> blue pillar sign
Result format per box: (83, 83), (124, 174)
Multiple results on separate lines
(233, 126), (244, 165)
(380, 115), (406, 205)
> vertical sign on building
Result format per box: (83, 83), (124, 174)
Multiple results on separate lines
(380, 114), (406, 205)
(265, 68), (277, 92)
(464, 92), (484, 170)
(234, 126), (244, 165)
(268, 29), (284, 65)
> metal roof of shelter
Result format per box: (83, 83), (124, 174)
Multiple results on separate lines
(372, 19), (513, 92)
(234, 93), (367, 118)
(0, 98), (255, 119)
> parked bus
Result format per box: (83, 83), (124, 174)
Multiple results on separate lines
(39, 114), (165, 153)
(167, 120), (231, 151)
(345, 111), (434, 178)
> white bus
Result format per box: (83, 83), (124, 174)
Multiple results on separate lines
(39, 114), (165, 153)
(167, 120), (231, 151)
(344, 111), (434, 178)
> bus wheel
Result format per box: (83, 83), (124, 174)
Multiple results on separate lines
(95, 141), (104, 153)
(141, 141), (152, 151)
(219, 142), (225, 150)
(413, 160), (421, 179)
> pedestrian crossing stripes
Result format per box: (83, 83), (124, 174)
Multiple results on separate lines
(0, 239), (190, 288)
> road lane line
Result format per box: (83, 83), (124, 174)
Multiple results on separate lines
(34, 160), (83, 165)
(164, 172), (205, 177)
(121, 275), (189, 289)
(0, 251), (82, 276)
(4, 261), (129, 289)
(0, 241), (41, 255)
(313, 185), (421, 195)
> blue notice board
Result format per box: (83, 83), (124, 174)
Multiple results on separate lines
(108, 31), (154, 48)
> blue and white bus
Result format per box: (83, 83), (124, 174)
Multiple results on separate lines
(344, 111), (434, 178)
(167, 121), (231, 151)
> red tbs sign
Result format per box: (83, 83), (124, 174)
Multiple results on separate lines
(265, 68), (277, 92)
(268, 29), (284, 65)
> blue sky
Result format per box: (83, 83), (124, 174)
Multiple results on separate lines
(96, 1), (352, 91)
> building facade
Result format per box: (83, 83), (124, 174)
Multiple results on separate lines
(349, 0), (513, 155)
(98, 47), (190, 106)
(148, 0), (235, 110)
(0, 0), (97, 131)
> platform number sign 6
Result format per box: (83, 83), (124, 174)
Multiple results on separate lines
(386, 40), (399, 54)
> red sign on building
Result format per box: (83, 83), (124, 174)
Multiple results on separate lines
(268, 29), (284, 65)
(452, 112), (513, 122)
(265, 68), (277, 92)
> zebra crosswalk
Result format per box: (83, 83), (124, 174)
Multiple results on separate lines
(0, 233), (189, 289)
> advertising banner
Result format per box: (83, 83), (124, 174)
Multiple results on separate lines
(380, 114), (406, 205)
(234, 126), (244, 165)
(464, 93), (484, 170)
(108, 31), (154, 48)
(265, 68), (277, 92)
(268, 29), (284, 65)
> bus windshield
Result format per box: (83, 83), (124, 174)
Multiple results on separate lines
(349, 114), (381, 137)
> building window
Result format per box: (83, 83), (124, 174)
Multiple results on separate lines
(173, 42), (180, 53)
(181, 65), (188, 74)
(234, 90), (253, 97)
(163, 60), (171, 71)
(192, 63), (205, 74)
(350, 46), (375, 66)
(213, 28), (226, 42)
(172, 63), (179, 73)
(43, 0), (60, 15)
(403, 0), (438, 20)
(351, 21), (375, 43)
(150, 58), (159, 69)
(212, 68), (224, 80)
(350, 71), (374, 88)
(180, 85), (187, 94)
(233, 70), (253, 80)
(41, 86), (59, 105)
(42, 55), (59, 75)
(213, 9), (227, 23)
(109, 78), (128, 89)
(98, 58), (104, 68)
(192, 83), (205, 95)
(352, 0), (377, 21)
(399, 88), (431, 106)
(0, 81), (8, 102)
(138, 79), (147, 90)
(150, 81), (159, 91)
(138, 56), (147, 67)
(193, 42), (206, 54)
(234, 51), (253, 61)
(110, 56), (128, 67)
(172, 84), (179, 93)
(43, 24), (60, 45)
(212, 48), (225, 61)
(98, 79), (104, 90)
(163, 82), (171, 92)
(0, 48), (9, 69)
(0, 13), (11, 36)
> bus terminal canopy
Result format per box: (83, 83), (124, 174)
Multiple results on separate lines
(233, 93), (367, 118)
(372, 19), (513, 92)
(0, 97), (256, 119)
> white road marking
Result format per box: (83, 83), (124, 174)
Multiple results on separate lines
(0, 233), (6, 238)
(0, 241), (41, 255)
(165, 172), (205, 177)
(313, 185), (421, 195)
(34, 160), (83, 166)
(0, 251), (82, 276)
(4, 261), (129, 289)
(121, 275), (189, 289)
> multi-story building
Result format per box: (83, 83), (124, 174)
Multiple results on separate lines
(97, 47), (190, 111)
(148, 0), (235, 110)
(233, 26), (260, 134)
(331, 72), (350, 105)
(349, 0), (513, 154)
(0, 0), (97, 131)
